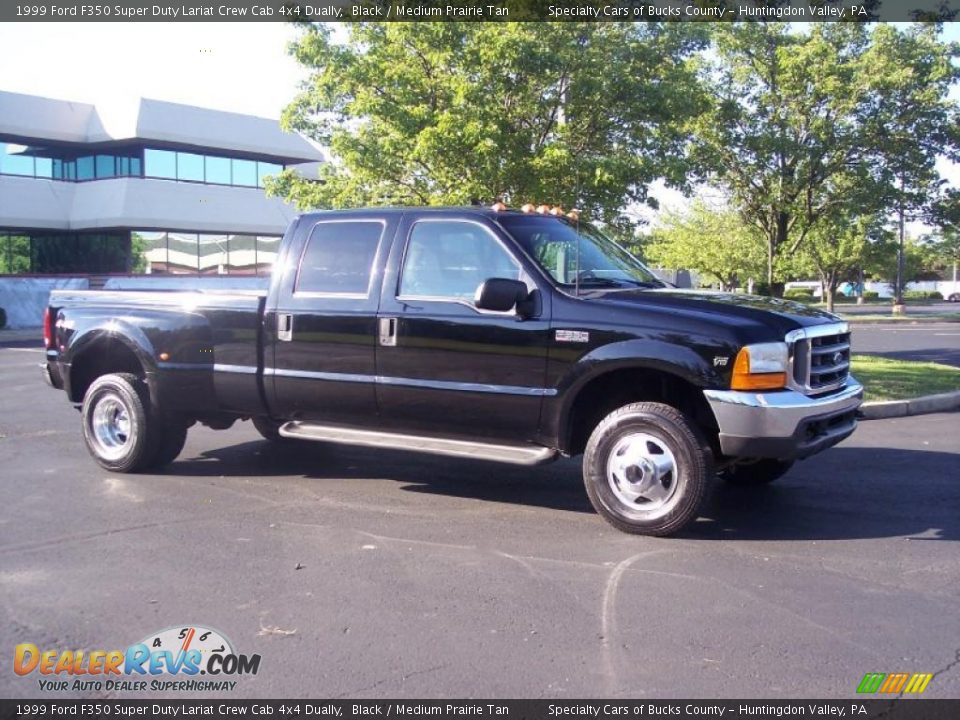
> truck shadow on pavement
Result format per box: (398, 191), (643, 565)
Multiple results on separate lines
(172, 441), (959, 541)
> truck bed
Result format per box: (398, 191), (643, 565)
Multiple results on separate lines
(48, 288), (268, 417)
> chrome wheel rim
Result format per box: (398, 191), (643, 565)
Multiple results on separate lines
(605, 432), (679, 515)
(91, 393), (132, 460)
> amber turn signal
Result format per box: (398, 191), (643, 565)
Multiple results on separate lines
(729, 347), (786, 390)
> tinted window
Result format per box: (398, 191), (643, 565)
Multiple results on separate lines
(177, 152), (204, 182)
(296, 222), (383, 295)
(145, 149), (176, 178)
(0, 144), (34, 176)
(206, 156), (231, 184)
(399, 221), (520, 300)
(34, 157), (52, 178)
(257, 162), (282, 186)
(232, 159), (257, 187)
(76, 156), (94, 180)
(95, 155), (115, 178)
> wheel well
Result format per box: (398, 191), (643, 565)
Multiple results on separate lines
(564, 367), (719, 456)
(69, 339), (146, 403)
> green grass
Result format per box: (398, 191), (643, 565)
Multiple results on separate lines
(851, 354), (960, 401)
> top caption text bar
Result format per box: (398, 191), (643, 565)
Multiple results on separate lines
(3, 0), (959, 23)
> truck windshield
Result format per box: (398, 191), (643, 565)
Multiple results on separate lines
(499, 215), (665, 290)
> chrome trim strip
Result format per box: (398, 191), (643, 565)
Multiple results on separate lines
(266, 367), (557, 396)
(157, 361), (211, 370)
(213, 363), (258, 374)
(267, 367), (371, 384)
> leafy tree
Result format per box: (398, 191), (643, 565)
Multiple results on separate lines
(691, 24), (958, 299)
(644, 199), (765, 291)
(798, 212), (881, 313)
(269, 22), (708, 227)
(690, 23), (877, 296)
(862, 24), (960, 304)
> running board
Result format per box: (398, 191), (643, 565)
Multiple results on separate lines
(279, 422), (557, 466)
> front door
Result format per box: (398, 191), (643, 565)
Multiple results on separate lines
(375, 213), (551, 442)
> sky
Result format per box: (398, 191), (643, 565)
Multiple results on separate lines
(1, 21), (958, 231)
(0, 23), (307, 119)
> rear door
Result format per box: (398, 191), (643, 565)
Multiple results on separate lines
(375, 212), (552, 442)
(265, 213), (399, 424)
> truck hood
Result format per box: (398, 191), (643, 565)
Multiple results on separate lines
(589, 288), (841, 336)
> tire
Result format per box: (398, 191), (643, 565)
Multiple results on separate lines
(81, 373), (160, 473)
(149, 423), (189, 468)
(720, 459), (794, 486)
(252, 416), (285, 443)
(949, 293), (960, 303)
(583, 402), (712, 536)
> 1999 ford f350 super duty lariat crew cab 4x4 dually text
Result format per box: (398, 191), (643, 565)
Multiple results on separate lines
(43, 206), (863, 535)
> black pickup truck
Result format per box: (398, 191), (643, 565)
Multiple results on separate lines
(43, 206), (863, 535)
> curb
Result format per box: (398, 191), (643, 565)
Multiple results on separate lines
(860, 390), (960, 420)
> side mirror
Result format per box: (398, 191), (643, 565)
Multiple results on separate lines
(474, 278), (529, 313)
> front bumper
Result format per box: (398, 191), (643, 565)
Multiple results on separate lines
(703, 377), (863, 460)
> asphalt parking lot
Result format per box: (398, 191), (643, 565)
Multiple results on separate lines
(1, 344), (958, 700)
(852, 322), (960, 367)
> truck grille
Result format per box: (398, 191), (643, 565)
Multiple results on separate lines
(789, 325), (851, 395)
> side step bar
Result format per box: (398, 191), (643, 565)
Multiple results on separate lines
(279, 422), (557, 466)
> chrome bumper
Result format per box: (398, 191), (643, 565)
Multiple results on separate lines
(703, 377), (863, 460)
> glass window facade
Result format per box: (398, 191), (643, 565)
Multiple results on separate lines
(0, 232), (129, 274)
(141, 148), (281, 187)
(131, 232), (280, 276)
(3, 142), (283, 187)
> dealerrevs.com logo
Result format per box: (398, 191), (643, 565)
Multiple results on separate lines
(15, 625), (261, 693)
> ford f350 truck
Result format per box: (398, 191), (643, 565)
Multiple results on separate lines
(42, 206), (863, 535)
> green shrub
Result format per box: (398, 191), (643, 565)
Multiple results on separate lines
(903, 290), (943, 300)
(784, 287), (815, 299)
(862, 291), (880, 300)
(0, 307), (6, 329)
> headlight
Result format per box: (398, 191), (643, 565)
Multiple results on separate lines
(730, 342), (788, 390)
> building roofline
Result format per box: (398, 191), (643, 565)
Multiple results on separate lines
(0, 90), (324, 165)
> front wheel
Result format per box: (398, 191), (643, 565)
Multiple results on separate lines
(720, 459), (794, 486)
(583, 402), (712, 536)
(81, 373), (159, 473)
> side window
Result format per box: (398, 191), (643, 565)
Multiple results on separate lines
(399, 221), (520, 301)
(295, 221), (383, 295)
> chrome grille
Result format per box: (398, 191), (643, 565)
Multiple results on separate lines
(788, 323), (852, 395)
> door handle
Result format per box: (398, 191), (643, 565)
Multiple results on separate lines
(277, 313), (293, 342)
(378, 317), (397, 347)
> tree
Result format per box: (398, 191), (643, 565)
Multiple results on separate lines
(644, 200), (765, 291)
(269, 22), (707, 227)
(690, 23), (877, 297)
(862, 24), (960, 305)
(799, 212), (879, 313)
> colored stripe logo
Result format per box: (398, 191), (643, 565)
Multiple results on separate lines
(857, 672), (933, 694)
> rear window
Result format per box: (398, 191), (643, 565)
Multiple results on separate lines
(295, 221), (384, 295)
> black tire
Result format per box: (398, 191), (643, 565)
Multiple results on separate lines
(149, 423), (189, 468)
(720, 459), (794, 486)
(252, 416), (285, 443)
(583, 402), (712, 536)
(81, 373), (159, 473)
